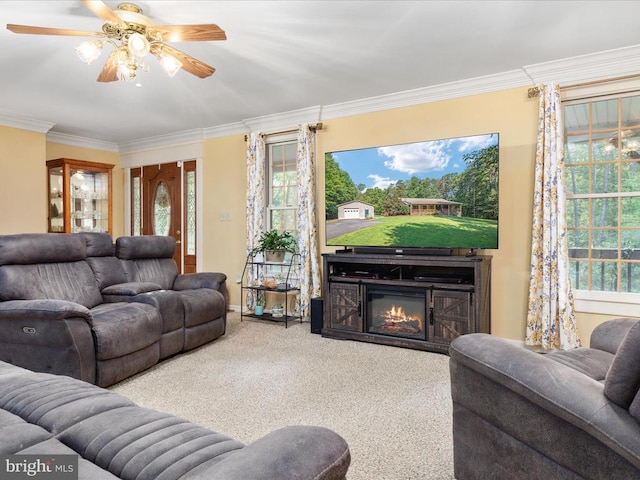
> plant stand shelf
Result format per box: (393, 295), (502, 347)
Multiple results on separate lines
(240, 253), (301, 328)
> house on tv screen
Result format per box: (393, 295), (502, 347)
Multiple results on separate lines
(401, 198), (462, 217)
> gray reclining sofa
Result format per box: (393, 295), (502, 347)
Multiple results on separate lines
(449, 317), (640, 479)
(0, 232), (227, 387)
(0, 360), (351, 479)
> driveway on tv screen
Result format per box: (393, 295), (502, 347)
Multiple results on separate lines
(326, 218), (380, 240)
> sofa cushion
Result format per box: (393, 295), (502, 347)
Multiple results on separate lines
(116, 236), (175, 260)
(545, 348), (614, 382)
(116, 236), (178, 290)
(0, 232), (103, 309)
(89, 303), (162, 360)
(87, 255), (129, 290)
(0, 371), (134, 433)
(82, 233), (130, 290)
(604, 320), (640, 409)
(0, 409), (53, 454)
(58, 406), (244, 480)
(81, 232), (114, 257)
(0, 263), (103, 309)
(121, 259), (178, 290)
(590, 317), (640, 355)
(0, 233), (85, 266)
(181, 289), (226, 328)
(101, 282), (162, 297)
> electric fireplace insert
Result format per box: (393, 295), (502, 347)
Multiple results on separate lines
(366, 286), (427, 340)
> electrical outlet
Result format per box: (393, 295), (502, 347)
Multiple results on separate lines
(219, 211), (231, 221)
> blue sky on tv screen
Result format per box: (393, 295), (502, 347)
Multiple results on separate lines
(330, 133), (498, 190)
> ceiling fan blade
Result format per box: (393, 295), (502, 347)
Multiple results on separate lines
(153, 24), (227, 42)
(81, 0), (122, 23)
(160, 44), (215, 78)
(97, 50), (119, 83)
(7, 24), (105, 37)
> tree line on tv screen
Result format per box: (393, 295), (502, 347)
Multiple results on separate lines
(325, 145), (499, 220)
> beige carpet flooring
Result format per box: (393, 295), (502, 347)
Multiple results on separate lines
(110, 312), (455, 480)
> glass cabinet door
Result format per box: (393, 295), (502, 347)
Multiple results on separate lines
(48, 166), (64, 232)
(46, 158), (114, 234)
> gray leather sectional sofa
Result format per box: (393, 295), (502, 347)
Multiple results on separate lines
(0, 360), (351, 479)
(0, 232), (227, 387)
(449, 317), (640, 479)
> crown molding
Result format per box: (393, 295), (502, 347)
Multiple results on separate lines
(322, 70), (530, 121)
(242, 106), (322, 133)
(524, 44), (640, 86)
(118, 129), (204, 154)
(46, 131), (119, 152)
(203, 122), (248, 140)
(0, 113), (54, 134)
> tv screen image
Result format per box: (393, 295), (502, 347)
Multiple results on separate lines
(325, 133), (499, 251)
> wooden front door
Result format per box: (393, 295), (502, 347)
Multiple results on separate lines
(142, 163), (183, 271)
(131, 161), (197, 274)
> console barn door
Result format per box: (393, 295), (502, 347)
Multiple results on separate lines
(131, 161), (197, 273)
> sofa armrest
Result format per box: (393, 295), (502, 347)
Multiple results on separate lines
(101, 282), (162, 296)
(0, 299), (91, 321)
(173, 272), (227, 292)
(449, 334), (640, 470)
(198, 426), (350, 480)
(0, 300), (96, 383)
(590, 317), (640, 354)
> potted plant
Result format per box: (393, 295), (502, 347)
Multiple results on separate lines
(271, 302), (284, 318)
(254, 295), (265, 316)
(252, 229), (296, 262)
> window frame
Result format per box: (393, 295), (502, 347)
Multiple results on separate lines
(266, 137), (298, 235)
(263, 135), (299, 281)
(563, 86), (640, 316)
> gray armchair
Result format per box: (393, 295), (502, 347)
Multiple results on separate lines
(449, 317), (640, 479)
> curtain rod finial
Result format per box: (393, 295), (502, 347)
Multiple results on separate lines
(528, 87), (540, 98)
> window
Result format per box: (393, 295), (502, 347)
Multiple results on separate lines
(564, 92), (640, 313)
(267, 141), (297, 234)
(131, 168), (142, 235)
(263, 140), (299, 281)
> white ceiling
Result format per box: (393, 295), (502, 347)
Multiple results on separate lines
(2, 0), (640, 148)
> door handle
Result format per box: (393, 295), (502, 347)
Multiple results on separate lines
(176, 240), (182, 245)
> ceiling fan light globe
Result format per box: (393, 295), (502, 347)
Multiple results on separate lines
(160, 54), (183, 78)
(127, 32), (150, 58)
(75, 40), (103, 64)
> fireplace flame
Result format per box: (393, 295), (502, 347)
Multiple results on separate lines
(382, 305), (422, 329)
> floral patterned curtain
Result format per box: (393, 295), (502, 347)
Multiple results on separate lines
(246, 132), (266, 307)
(525, 83), (581, 350)
(296, 124), (321, 318)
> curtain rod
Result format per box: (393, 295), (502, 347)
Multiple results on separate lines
(243, 123), (323, 142)
(527, 73), (640, 98)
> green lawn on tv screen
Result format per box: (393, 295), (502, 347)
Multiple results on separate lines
(328, 215), (498, 249)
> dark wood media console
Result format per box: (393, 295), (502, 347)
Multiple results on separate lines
(321, 252), (491, 353)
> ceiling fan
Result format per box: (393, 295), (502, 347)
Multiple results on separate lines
(6, 0), (226, 82)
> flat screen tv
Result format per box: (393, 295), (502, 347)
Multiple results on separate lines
(324, 133), (499, 252)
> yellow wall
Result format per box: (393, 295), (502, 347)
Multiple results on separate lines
(201, 134), (248, 304)
(0, 126), (47, 233)
(46, 143), (124, 238)
(0, 84), (625, 343)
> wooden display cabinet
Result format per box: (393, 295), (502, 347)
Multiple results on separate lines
(46, 158), (114, 234)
